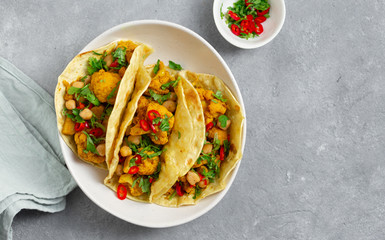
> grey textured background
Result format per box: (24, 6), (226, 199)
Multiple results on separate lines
(2, 0), (385, 239)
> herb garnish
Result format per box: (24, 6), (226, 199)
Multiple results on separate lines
(160, 76), (180, 90)
(107, 81), (121, 101)
(212, 90), (227, 102)
(87, 54), (107, 75)
(168, 61), (182, 71)
(218, 115), (229, 128)
(112, 47), (127, 66)
(149, 89), (170, 104)
(68, 84), (100, 106)
(153, 59), (160, 75)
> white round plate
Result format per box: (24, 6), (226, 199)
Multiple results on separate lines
(59, 20), (247, 228)
(213, 0), (286, 49)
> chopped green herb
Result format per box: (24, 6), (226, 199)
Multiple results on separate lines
(218, 115), (229, 128)
(193, 185), (202, 199)
(139, 177), (151, 193)
(82, 131), (99, 155)
(149, 89), (171, 105)
(159, 115), (171, 132)
(87, 56), (107, 75)
(211, 99), (218, 103)
(168, 61), (182, 71)
(160, 76), (180, 90)
(223, 139), (230, 155)
(112, 47), (127, 65)
(168, 190), (177, 200)
(107, 81), (121, 100)
(178, 131), (181, 139)
(220, 3), (224, 19)
(153, 59), (161, 75)
(129, 157), (136, 167)
(92, 51), (102, 55)
(132, 177), (139, 187)
(212, 91), (227, 102)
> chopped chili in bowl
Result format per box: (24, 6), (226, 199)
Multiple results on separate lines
(222, 0), (270, 39)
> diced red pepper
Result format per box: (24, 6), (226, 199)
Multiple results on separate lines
(176, 182), (184, 196)
(149, 177), (154, 183)
(89, 128), (103, 137)
(128, 166), (139, 174)
(109, 59), (119, 68)
(88, 103), (94, 109)
(231, 24), (241, 36)
(255, 23), (264, 35)
(228, 10), (240, 21)
(255, 16), (267, 23)
(77, 102), (85, 109)
(148, 121), (156, 133)
(147, 110), (161, 121)
(257, 7), (270, 16)
(134, 154), (142, 164)
(117, 184), (127, 200)
(206, 122), (214, 132)
(220, 146), (225, 161)
(74, 122), (85, 132)
(140, 119), (150, 131)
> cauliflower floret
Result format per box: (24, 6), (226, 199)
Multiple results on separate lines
(116, 40), (138, 64)
(129, 181), (144, 197)
(137, 151), (160, 175)
(207, 127), (228, 145)
(74, 132), (104, 164)
(91, 105), (105, 119)
(148, 61), (172, 95)
(90, 69), (121, 104)
(207, 100), (227, 119)
(203, 89), (214, 101)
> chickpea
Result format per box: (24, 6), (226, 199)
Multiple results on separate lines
(79, 108), (93, 120)
(83, 75), (91, 85)
(104, 54), (113, 67)
(169, 92), (177, 101)
(127, 135), (141, 145)
(162, 100), (176, 112)
(65, 100), (76, 110)
(198, 166), (209, 175)
(115, 164), (123, 176)
(202, 144), (213, 154)
(198, 179), (208, 189)
(72, 81), (84, 89)
(218, 119), (231, 131)
(96, 143), (106, 156)
(186, 171), (200, 186)
(120, 146), (132, 157)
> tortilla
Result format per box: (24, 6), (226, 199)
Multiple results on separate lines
(151, 70), (245, 206)
(55, 40), (153, 169)
(104, 63), (205, 203)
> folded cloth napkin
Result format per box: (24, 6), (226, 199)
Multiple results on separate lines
(0, 57), (77, 240)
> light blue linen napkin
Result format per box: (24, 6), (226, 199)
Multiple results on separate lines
(0, 57), (77, 240)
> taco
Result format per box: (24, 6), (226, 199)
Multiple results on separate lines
(104, 60), (205, 203)
(55, 40), (153, 169)
(152, 70), (245, 207)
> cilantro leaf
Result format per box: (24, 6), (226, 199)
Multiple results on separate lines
(178, 131), (181, 139)
(79, 84), (100, 106)
(92, 51), (102, 56)
(218, 115), (229, 128)
(68, 86), (82, 95)
(193, 185), (202, 199)
(82, 131), (99, 155)
(168, 61), (182, 71)
(112, 47), (127, 65)
(139, 177), (151, 193)
(168, 190), (176, 200)
(149, 89), (170, 104)
(159, 115), (171, 132)
(160, 76), (180, 90)
(153, 59), (160, 75)
(107, 81), (121, 100)
(87, 57), (107, 75)
(212, 90), (228, 102)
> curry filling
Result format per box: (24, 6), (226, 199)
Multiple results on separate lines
(61, 41), (138, 164)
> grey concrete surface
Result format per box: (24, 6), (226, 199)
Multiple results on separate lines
(1, 0), (385, 239)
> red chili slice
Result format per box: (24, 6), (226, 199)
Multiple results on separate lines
(134, 154), (142, 164)
(255, 23), (264, 35)
(149, 177), (154, 183)
(84, 121), (90, 128)
(240, 20), (251, 34)
(176, 182), (184, 196)
(257, 7), (270, 16)
(140, 120), (150, 131)
(246, 14), (253, 21)
(245, 0), (251, 7)
(231, 24), (240, 36)
(148, 121), (156, 133)
(74, 122), (85, 132)
(255, 16), (266, 23)
(228, 10), (240, 21)
(88, 103), (94, 109)
(109, 59), (119, 68)
(89, 128), (103, 137)
(220, 146), (225, 161)
(77, 102), (85, 109)
(206, 122), (214, 132)
(128, 166), (139, 174)
(147, 110), (161, 121)
(117, 184), (127, 200)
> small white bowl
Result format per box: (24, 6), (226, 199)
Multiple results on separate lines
(213, 0), (286, 49)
